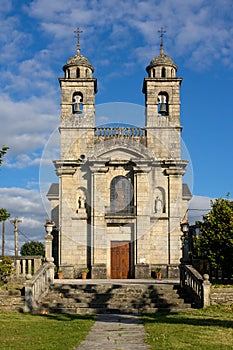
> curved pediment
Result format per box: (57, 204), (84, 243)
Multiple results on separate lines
(88, 138), (154, 160)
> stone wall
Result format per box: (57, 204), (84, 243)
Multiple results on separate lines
(0, 286), (24, 312)
(210, 287), (233, 306)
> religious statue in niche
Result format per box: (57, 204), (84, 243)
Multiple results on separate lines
(78, 196), (86, 209)
(155, 196), (163, 213)
(76, 192), (87, 216)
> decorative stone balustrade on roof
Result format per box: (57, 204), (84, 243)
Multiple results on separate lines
(94, 127), (146, 138)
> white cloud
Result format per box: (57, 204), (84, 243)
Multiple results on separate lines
(0, 93), (59, 162)
(20, 0), (232, 71)
(188, 195), (212, 225)
(0, 187), (45, 215)
(0, 187), (48, 254)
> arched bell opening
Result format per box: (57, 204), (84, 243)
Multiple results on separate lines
(72, 91), (83, 114)
(161, 67), (166, 78)
(65, 68), (70, 79)
(158, 91), (169, 116)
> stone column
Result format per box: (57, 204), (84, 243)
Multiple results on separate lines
(202, 274), (211, 307)
(44, 222), (54, 262)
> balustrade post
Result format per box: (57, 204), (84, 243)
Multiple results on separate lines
(179, 259), (186, 288)
(15, 259), (21, 277)
(22, 259), (26, 275)
(202, 274), (210, 307)
(28, 259), (32, 275)
(44, 222), (54, 263)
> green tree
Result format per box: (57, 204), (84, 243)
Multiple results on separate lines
(197, 197), (233, 277)
(20, 241), (45, 256)
(0, 145), (9, 166)
(0, 208), (10, 222)
(0, 145), (10, 222)
(0, 146), (10, 240)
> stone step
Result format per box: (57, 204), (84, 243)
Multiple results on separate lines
(38, 282), (195, 314)
(0, 294), (25, 312)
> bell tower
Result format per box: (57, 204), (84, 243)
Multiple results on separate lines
(59, 28), (97, 126)
(142, 28), (183, 160)
(58, 28), (97, 160)
(54, 29), (98, 268)
(141, 29), (189, 270)
(143, 28), (182, 129)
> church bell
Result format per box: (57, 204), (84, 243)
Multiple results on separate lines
(159, 103), (167, 115)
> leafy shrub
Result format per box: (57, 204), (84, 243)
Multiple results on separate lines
(0, 256), (14, 281)
(20, 241), (45, 256)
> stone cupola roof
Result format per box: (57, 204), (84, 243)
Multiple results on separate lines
(146, 45), (177, 73)
(63, 28), (94, 73)
(63, 52), (94, 72)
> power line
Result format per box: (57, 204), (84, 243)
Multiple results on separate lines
(10, 218), (22, 256)
(8, 219), (31, 242)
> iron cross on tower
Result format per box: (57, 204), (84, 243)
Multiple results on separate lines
(158, 27), (166, 52)
(74, 27), (83, 55)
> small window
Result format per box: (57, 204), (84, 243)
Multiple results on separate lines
(110, 176), (133, 214)
(76, 68), (80, 78)
(161, 67), (166, 78)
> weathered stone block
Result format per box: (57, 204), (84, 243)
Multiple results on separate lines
(135, 264), (150, 279)
(91, 264), (107, 279)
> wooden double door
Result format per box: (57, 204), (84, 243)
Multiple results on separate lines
(111, 241), (132, 279)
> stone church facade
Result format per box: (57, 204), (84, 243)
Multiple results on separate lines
(47, 38), (191, 279)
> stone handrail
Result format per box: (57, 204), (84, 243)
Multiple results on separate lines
(14, 256), (43, 276)
(94, 127), (146, 137)
(180, 263), (210, 308)
(24, 261), (54, 312)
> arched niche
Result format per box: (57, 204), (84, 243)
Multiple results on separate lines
(154, 186), (166, 213)
(76, 187), (87, 212)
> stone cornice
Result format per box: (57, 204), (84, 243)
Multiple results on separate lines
(53, 160), (79, 176)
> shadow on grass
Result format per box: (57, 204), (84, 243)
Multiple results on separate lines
(143, 309), (233, 329)
(32, 313), (95, 322)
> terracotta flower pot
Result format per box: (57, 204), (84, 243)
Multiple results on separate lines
(57, 272), (63, 279)
(81, 272), (87, 279)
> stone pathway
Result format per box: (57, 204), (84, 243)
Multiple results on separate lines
(76, 313), (149, 350)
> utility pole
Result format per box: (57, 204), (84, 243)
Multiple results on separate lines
(2, 221), (5, 256)
(10, 218), (22, 257)
(0, 209), (10, 256)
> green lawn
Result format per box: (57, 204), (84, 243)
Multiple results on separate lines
(0, 312), (95, 350)
(143, 306), (233, 350)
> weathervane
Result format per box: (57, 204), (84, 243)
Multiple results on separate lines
(74, 27), (83, 55)
(158, 27), (166, 54)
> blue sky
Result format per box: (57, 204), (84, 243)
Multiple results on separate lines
(0, 0), (232, 253)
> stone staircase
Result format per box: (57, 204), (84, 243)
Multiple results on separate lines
(0, 286), (25, 312)
(37, 281), (196, 314)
